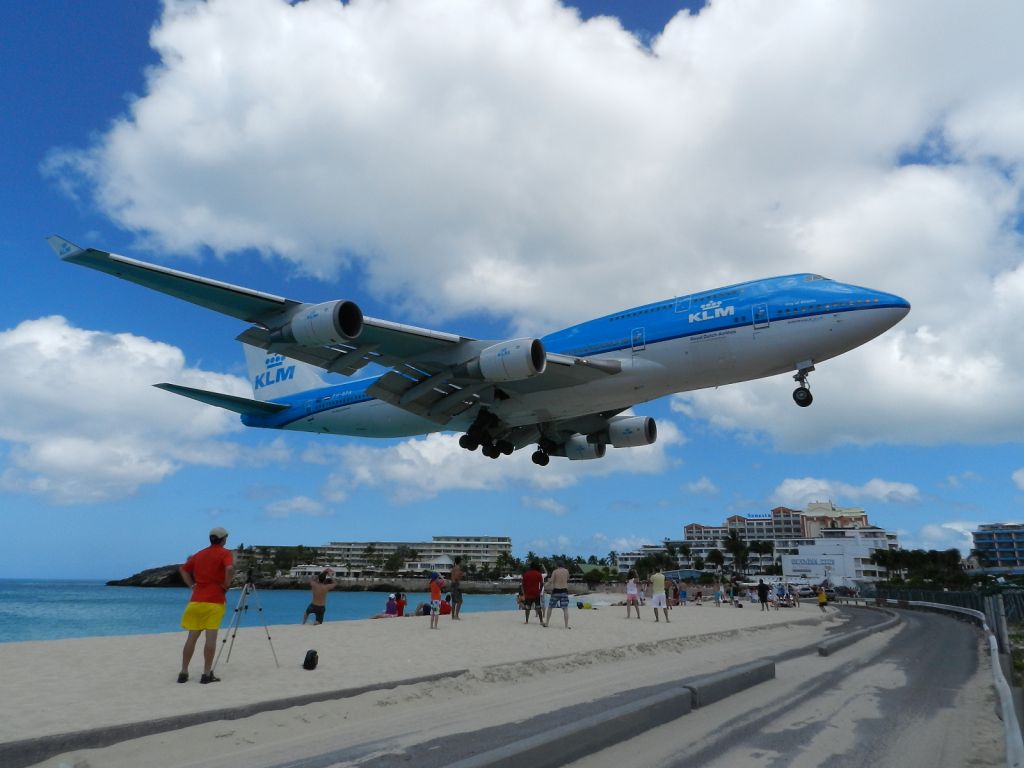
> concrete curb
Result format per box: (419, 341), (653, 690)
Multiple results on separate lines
(448, 661), (775, 768)
(817, 607), (901, 656)
(0, 669), (470, 768)
(684, 659), (775, 707)
(446, 687), (693, 768)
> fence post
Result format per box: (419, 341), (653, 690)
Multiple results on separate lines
(995, 595), (1011, 655)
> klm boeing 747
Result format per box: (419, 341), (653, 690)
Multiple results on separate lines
(49, 236), (910, 466)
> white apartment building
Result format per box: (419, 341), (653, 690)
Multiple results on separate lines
(781, 527), (899, 587)
(318, 535), (512, 574)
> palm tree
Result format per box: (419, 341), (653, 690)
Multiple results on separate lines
(679, 543), (693, 569)
(607, 551), (619, 569)
(723, 531), (749, 574)
(663, 539), (679, 569)
(706, 548), (725, 572)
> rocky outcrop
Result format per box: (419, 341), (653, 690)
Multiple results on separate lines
(106, 564), (184, 587)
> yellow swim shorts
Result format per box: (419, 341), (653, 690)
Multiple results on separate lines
(181, 601), (227, 631)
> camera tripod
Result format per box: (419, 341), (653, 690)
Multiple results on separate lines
(213, 574), (280, 672)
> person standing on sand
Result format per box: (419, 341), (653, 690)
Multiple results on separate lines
(178, 526), (234, 684)
(450, 556), (464, 620)
(649, 567), (670, 623)
(543, 561), (571, 629)
(521, 560), (545, 624)
(302, 569), (337, 625)
(817, 586), (828, 612)
(625, 570), (641, 619)
(757, 579), (770, 612)
(429, 572), (445, 629)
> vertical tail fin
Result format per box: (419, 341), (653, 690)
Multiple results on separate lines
(242, 343), (327, 401)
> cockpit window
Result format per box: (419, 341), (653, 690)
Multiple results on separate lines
(804, 274), (827, 281)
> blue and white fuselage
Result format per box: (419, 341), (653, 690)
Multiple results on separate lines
(239, 274), (908, 442)
(49, 236), (909, 466)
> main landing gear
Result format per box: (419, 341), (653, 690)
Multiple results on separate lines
(531, 450), (550, 466)
(792, 363), (815, 407)
(458, 433), (513, 459)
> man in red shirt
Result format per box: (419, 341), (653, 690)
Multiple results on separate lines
(177, 527), (234, 684)
(521, 561), (544, 624)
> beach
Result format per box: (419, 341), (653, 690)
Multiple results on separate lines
(0, 594), (856, 767)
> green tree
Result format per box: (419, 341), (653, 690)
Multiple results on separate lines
(706, 548), (725, 571)
(723, 531), (749, 574)
(678, 543), (692, 569)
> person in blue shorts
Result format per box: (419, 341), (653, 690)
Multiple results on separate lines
(543, 562), (571, 629)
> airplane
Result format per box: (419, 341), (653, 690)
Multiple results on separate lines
(49, 236), (910, 466)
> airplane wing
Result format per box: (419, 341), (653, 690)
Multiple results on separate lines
(52, 236), (620, 425)
(48, 236), (298, 324)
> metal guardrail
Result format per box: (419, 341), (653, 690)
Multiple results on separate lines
(880, 598), (1024, 768)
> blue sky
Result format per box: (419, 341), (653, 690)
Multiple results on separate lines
(2, 0), (1022, 579)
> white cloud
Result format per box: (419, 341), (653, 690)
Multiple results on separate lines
(910, 521), (979, 555)
(0, 316), (261, 503)
(1013, 468), (1024, 491)
(312, 419), (685, 502)
(41, 0), (1024, 452)
(685, 476), (718, 495)
(772, 477), (920, 509)
(943, 471), (982, 489)
(265, 496), (328, 518)
(521, 496), (569, 516)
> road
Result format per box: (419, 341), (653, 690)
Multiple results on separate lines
(569, 609), (1005, 768)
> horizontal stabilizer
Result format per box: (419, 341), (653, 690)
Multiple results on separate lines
(154, 383), (289, 415)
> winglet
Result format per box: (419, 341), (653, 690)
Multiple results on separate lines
(46, 235), (85, 260)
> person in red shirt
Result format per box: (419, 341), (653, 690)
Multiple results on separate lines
(177, 527), (234, 684)
(429, 572), (445, 629)
(521, 561), (544, 624)
(395, 592), (407, 617)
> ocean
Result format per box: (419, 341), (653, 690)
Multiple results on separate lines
(0, 580), (518, 643)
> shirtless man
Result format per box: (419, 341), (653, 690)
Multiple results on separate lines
(543, 562), (571, 629)
(449, 556), (464, 620)
(302, 569), (337, 625)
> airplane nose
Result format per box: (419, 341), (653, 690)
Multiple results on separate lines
(885, 292), (911, 316)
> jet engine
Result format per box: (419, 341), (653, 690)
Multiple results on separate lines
(461, 338), (547, 382)
(608, 416), (658, 448)
(564, 434), (607, 460)
(271, 301), (364, 346)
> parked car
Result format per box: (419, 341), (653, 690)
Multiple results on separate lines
(796, 585), (815, 598)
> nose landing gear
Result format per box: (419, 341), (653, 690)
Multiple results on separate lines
(792, 362), (815, 407)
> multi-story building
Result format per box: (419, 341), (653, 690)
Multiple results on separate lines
(319, 535), (512, 575)
(780, 526), (899, 587)
(255, 535), (512, 576)
(801, 501), (870, 538)
(972, 524), (1024, 568)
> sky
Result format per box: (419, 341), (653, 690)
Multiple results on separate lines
(2, 0), (1023, 580)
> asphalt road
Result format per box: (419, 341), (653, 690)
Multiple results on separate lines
(571, 609), (1005, 768)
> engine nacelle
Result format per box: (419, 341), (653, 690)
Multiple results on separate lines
(473, 338), (547, 382)
(608, 416), (657, 448)
(565, 434), (606, 461)
(274, 301), (363, 347)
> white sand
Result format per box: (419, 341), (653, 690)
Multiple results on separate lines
(2, 595), (839, 766)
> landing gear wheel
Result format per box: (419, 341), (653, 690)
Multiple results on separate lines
(496, 440), (514, 456)
(458, 434), (479, 451)
(481, 443), (500, 459)
(792, 362), (815, 408)
(531, 450), (550, 466)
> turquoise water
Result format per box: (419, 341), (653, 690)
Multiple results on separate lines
(0, 580), (518, 643)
